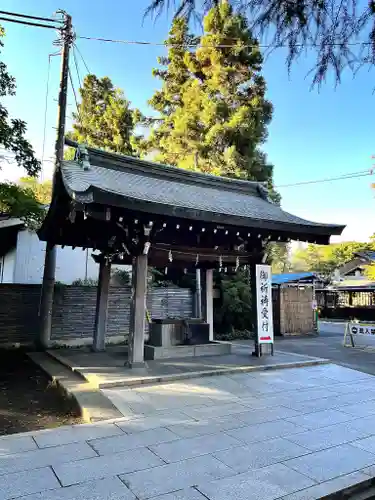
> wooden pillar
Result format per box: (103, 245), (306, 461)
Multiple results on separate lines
(128, 255), (148, 367)
(205, 269), (214, 341)
(92, 258), (111, 352)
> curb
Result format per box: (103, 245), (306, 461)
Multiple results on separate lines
(46, 349), (330, 389)
(28, 352), (123, 422)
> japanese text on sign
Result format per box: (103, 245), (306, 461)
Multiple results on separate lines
(348, 323), (375, 336)
(256, 264), (274, 345)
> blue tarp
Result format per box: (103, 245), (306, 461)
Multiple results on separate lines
(272, 272), (316, 285)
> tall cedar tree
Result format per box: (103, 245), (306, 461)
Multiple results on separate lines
(146, 0), (375, 85)
(0, 26), (42, 223)
(144, 3), (278, 197)
(67, 74), (141, 155)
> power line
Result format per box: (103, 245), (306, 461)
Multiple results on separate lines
(73, 43), (91, 74)
(72, 46), (82, 89)
(77, 34), (372, 50)
(68, 66), (81, 120)
(0, 16), (59, 30)
(0, 10), (61, 24)
(276, 169), (374, 188)
(41, 54), (54, 182)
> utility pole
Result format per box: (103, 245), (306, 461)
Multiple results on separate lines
(38, 11), (73, 348)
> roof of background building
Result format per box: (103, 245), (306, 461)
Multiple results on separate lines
(355, 251), (375, 262)
(272, 272), (317, 285)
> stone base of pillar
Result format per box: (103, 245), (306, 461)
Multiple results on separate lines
(125, 361), (146, 369)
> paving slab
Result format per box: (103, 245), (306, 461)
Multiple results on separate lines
(195, 462), (315, 500)
(152, 488), (207, 500)
(89, 427), (179, 455)
(53, 446), (164, 486)
(285, 408), (355, 430)
(0, 466), (60, 500)
(33, 420), (124, 448)
(235, 406), (300, 426)
(114, 410), (195, 433)
(284, 442), (375, 482)
(284, 422), (372, 452)
(120, 454), (234, 499)
(213, 437), (309, 473)
(0, 441), (96, 476)
(149, 432), (241, 463)
(0, 433), (38, 456)
(351, 434), (375, 454)
(16, 476), (136, 500)
(339, 399), (375, 418)
(181, 401), (249, 419)
(226, 419), (305, 444)
(166, 415), (246, 439)
(279, 471), (371, 500)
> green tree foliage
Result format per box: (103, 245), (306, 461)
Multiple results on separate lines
(146, 0), (374, 85)
(142, 3), (277, 194)
(67, 74), (142, 155)
(291, 239), (375, 277)
(214, 269), (252, 334)
(0, 183), (43, 227)
(18, 177), (52, 205)
(0, 26), (42, 222)
(268, 242), (291, 274)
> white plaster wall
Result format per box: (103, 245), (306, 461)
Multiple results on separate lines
(0, 248), (16, 283)
(13, 230), (101, 284)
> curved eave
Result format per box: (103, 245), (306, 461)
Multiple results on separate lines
(69, 184), (344, 241)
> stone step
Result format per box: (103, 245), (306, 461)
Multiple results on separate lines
(27, 352), (123, 422)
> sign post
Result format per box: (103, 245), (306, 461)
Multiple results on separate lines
(344, 322), (375, 348)
(255, 264), (274, 356)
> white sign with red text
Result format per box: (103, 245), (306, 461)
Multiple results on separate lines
(256, 264), (274, 345)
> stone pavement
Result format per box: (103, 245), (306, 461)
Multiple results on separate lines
(3, 363), (375, 499)
(254, 328), (375, 377)
(46, 343), (328, 389)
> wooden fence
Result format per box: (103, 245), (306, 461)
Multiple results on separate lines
(316, 288), (375, 321)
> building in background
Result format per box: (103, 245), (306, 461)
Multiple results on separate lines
(333, 251), (375, 289)
(0, 216), (100, 284)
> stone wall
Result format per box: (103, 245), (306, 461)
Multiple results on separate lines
(280, 286), (314, 336)
(0, 284), (193, 346)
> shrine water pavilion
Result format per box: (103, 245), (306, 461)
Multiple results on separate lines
(38, 140), (344, 367)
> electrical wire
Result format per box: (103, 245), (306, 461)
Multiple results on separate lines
(77, 34), (372, 50)
(0, 10), (61, 23)
(68, 66), (81, 121)
(41, 54), (53, 182)
(72, 46), (82, 89)
(73, 43), (91, 74)
(276, 169), (374, 188)
(0, 16), (59, 30)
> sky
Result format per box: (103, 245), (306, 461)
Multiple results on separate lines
(0, 0), (374, 243)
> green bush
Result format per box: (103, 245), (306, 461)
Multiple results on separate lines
(214, 269), (253, 334)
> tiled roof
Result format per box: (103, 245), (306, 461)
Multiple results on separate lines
(60, 143), (345, 238)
